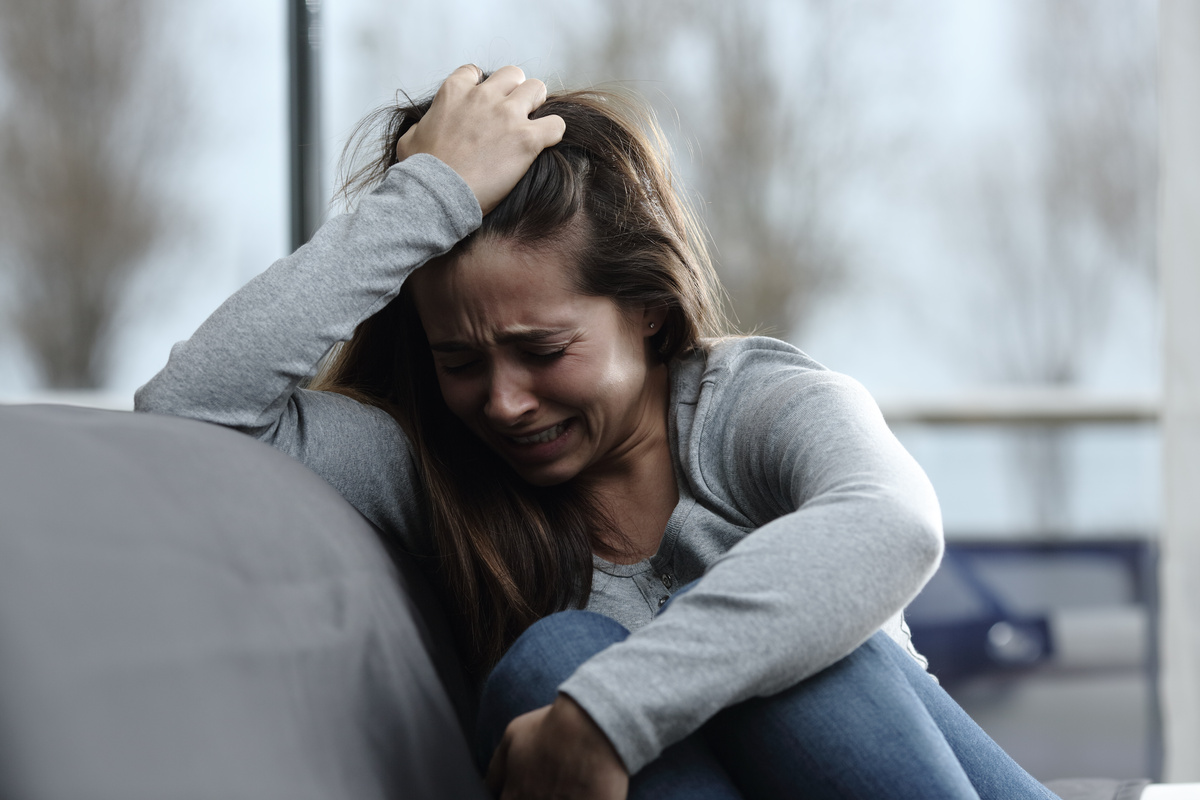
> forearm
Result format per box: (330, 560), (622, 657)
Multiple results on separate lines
(562, 491), (941, 773)
(135, 154), (480, 436)
(562, 358), (944, 774)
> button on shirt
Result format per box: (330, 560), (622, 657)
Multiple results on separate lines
(585, 486), (749, 631)
(589, 558), (682, 628)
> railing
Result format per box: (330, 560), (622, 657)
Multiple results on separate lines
(878, 388), (1159, 426)
(882, 387), (1162, 781)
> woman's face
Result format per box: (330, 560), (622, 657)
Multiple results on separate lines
(408, 236), (667, 487)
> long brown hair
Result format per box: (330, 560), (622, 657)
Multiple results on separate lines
(313, 86), (729, 670)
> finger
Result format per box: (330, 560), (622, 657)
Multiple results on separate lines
(438, 63), (484, 99)
(529, 113), (566, 149)
(485, 736), (510, 796)
(395, 126), (413, 161)
(483, 64), (526, 95)
(507, 77), (549, 114)
(450, 63), (484, 85)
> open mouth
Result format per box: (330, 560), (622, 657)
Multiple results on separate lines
(508, 420), (569, 445)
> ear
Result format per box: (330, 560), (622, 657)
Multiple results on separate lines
(640, 305), (669, 338)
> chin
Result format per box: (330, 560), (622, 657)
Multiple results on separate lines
(510, 462), (579, 488)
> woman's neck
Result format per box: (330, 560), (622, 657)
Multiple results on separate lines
(579, 364), (678, 564)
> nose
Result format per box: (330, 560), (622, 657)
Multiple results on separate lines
(483, 362), (538, 426)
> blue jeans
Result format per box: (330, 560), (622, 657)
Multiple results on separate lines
(476, 607), (1059, 799)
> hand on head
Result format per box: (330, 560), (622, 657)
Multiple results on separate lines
(396, 65), (565, 216)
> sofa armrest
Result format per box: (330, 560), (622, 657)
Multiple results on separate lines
(0, 404), (486, 800)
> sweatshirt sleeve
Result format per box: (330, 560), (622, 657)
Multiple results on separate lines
(558, 341), (944, 774)
(135, 154), (482, 541)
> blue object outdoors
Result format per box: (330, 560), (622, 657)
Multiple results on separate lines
(908, 548), (1052, 683)
(906, 542), (1156, 683)
(906, 540), (1161, 778)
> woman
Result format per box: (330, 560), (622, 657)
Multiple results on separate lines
(137, 65), (1057, 799)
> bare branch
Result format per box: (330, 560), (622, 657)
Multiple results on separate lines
(559, 0), (885, 338)
(0, 0), (182, 388)
(953, 0), (1156, 532)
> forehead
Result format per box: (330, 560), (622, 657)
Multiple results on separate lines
(408, 237), (608, 341)
(420, 236), (576, 299)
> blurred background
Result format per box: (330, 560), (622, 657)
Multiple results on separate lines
(0, 0), (1172, 784)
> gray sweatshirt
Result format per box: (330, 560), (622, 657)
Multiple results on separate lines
(136, 154), (944, 775)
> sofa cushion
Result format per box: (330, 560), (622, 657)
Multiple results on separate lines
(0, 404), (486, 800)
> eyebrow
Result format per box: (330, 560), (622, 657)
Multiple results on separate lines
(428, 328), (571, 353)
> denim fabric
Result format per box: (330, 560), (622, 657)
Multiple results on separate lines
(476, 610), (743, 799)
(477, 607), (1060, 800)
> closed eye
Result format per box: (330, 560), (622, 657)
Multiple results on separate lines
(434, 344), (567, 375)
(526, 347), (567, 362)
(439, 359), (482, 375)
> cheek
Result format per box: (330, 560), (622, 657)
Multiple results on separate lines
(435, 376), (476, 424)
(569, 352), (646, 414)
(599, 333), (652, 392)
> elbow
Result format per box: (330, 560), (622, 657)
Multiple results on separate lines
(133, 379), (180, 417)
(890, 494), (944, 599)
(132, 383), (155, 413)
(912, 513), (944, 587)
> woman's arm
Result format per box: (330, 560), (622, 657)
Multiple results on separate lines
(136, 154), (477, 430)
(134, 153), (477, 534)
(558, 340), (944, 775)
(137, 65), (564, 538)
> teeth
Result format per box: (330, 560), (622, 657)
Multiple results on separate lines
(511, 422), (566, 445)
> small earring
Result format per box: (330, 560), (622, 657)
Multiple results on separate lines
(649, 322), (656, 330)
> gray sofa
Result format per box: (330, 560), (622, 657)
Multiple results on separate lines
(0, 404), (488, 799)
(0, 403), (1156, 800)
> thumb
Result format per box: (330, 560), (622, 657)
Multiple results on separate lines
(531, 113), (566, 150)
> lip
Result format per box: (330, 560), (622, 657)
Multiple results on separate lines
(507, 420), (569, 445)
(494, 418), (576, 465)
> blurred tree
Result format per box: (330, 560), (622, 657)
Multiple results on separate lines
(558, 0), (885, 339)
(962, 0), (1156, 531)
(0, 0), (181, 389)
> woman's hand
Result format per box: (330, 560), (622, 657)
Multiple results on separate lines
(485, 694), (629, 800)
(396, 64), (565, 216)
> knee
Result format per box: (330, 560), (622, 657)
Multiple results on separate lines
(476, 611), (628, 765)
(496, 611), (629, 682)
(706, 633), (917, 750)
(480, 611), (629, 717)
(728, 633), (910, 722)
(854, 630), (932, 680)
(858, 630), (906, 661)
(520, 609), (630, 650)
(812, 631), (912, 688)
